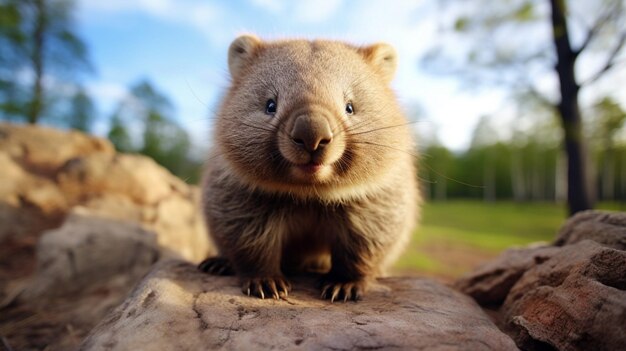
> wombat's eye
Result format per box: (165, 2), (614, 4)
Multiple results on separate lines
(345, 102), (354, 115)
(265, 99), (277, 115)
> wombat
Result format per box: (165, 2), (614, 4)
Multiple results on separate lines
(199, 35), (419, 302)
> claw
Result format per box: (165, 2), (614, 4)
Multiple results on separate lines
(321, 285), (330, 299)
(242, 277), (291, 300)
(330, 285), (341, 303)
(278, 279), (290, 297)
(266, 280), (278, 300)
(319, 278), (366, 302)
(354, 288), (361, 301)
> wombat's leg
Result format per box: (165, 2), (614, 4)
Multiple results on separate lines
(320, 233), (374, 303)
(232, 245), (292, 299)
(219, 217), (292, 300)
(198, 256), (235, 276)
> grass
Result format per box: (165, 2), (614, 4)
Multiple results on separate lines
(393, 200), (570, 280)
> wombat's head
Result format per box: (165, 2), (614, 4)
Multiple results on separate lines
(215, 35), (414, 200)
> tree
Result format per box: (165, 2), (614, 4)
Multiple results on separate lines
(421, 144), (455, 201)
(425, 0), (626, 215)
(470, 115), (499, 201)
(107, 114), (133, 153)
(107, 79), (194, 179)
(67, 87), (94, 132)
(591, 97), (626, 200)
(0, 0), (90, 124)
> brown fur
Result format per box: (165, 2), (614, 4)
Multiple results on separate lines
(199, 35), (420, 302)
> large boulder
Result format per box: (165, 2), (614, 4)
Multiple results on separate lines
(0, 123), (213, 262)
(81, 260), (518, 351)
(456, 210), (626, 351)
(501, 240), (626, 351)
(0, 123), (214, 351)
(22, 211), (161, 299)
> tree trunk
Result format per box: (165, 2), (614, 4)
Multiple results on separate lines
(549, 0), (593, 215)
(601, 148), (615, 201)
(555, 150), (567, 202)
(27, 0), (46, 124)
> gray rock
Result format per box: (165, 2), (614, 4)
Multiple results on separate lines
(82, 260), (518, 351)
(22, 211), (161, 299)
(455, 245), (560, 306)
(555, 210), (626, 250)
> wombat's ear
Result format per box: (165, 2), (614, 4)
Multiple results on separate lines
(358, 43), (398, 84)
(228, 34), (261, 79)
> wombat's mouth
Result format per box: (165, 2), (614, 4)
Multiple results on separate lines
(297, 162), (323, 174)
(288, 161), (334, 183)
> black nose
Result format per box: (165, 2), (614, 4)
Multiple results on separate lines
(290, 115), (333, 152)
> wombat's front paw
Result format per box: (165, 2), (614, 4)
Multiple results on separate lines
(198, 256), (235, 275)
(320, 277), (367, 303)
(242, 276), (291, 300)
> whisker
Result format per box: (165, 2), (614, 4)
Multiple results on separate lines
(420, 162), (485, 189)
(348, 120), (421, 137)
(239, 121), (276, 133)
(350, 140), (420, 159)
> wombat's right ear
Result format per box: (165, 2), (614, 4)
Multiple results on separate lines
(228, 34), (261, 79)
(358, 43), (397, 84)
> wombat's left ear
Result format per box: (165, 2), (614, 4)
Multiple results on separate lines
(358, 43), (397, 83)
(228, 34), (262, 79)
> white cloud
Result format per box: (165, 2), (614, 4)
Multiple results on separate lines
(294, 0), (343, 23)
(78, 0), (220, 33)
(249, 0), (284, 13)
(85, 81), (128, 106)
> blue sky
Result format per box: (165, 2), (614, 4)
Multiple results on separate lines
(75, 0), (626, 152)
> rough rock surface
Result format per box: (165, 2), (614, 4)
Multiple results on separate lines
(502, 240), (626, 351)
(22, 211), (161, 299)
(82, 260), (518, 351)
(456, 210), (626, 351)
(0, 123), (213, 350)
(555, 210), (626, 250)
(454, 245), (560, 306)
(0, 122), (212, 262)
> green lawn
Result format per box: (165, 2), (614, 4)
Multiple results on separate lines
(394, 201), (571, 280)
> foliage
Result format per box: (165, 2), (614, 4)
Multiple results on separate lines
(418, 97), (626, 202)
(67, 87), (94, 132)
(107, 79), (201, 183)
(107, 114), (133, 153)
(0, 0), (91, 124)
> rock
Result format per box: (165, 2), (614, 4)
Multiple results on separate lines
(22, 211), (162, 299)
(0, 123), (213, 351)
(0, 122), (213, 262)
(0, 122), (114, 175)
(454, 245), (560, 306)
(502, 240), (626, 351)
(555, 210), (626, 250)
(456, 211), (626, 351)
(81, 261), (518, 351)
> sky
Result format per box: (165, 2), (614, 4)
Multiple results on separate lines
(74, 0), (626, 153)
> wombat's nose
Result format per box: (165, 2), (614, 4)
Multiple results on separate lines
(290, 115), (333, 152)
